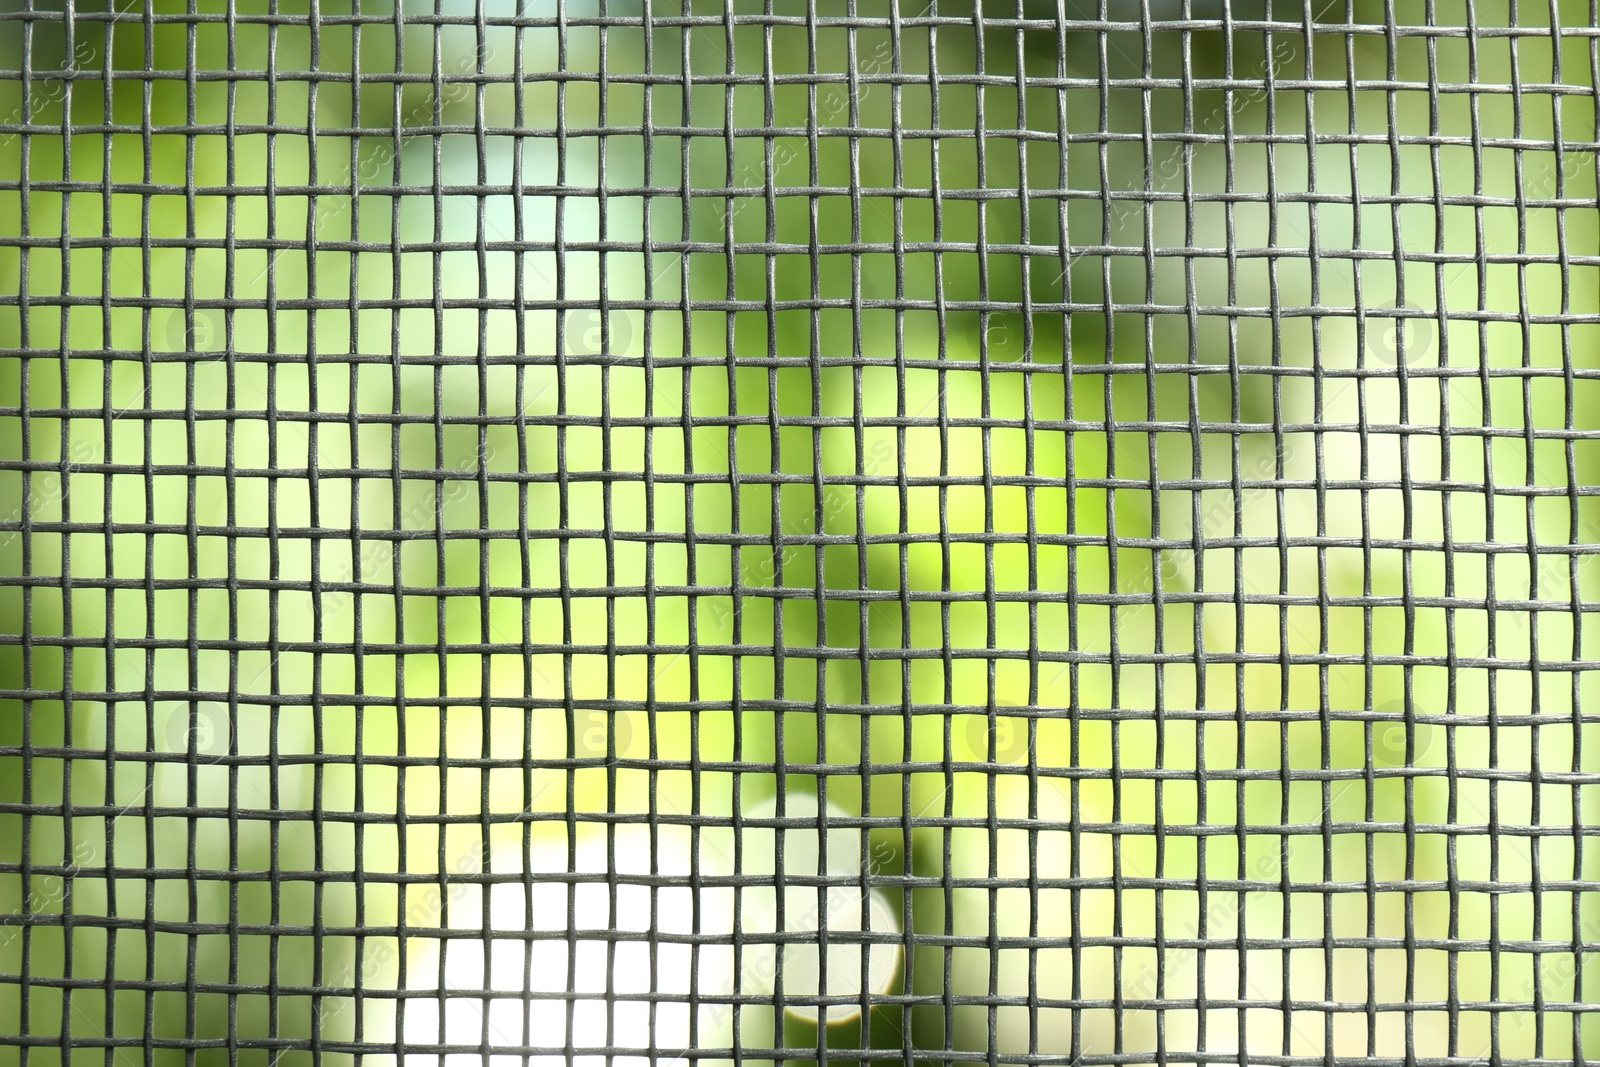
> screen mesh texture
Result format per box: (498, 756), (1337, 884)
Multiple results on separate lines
(1, 3), (1598, 1067)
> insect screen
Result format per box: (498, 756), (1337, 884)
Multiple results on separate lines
(1, 2), (1598, 1066)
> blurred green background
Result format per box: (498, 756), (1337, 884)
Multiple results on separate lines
(2, 0), (1598, 1063)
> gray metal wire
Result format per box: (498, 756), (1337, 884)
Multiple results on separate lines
(1, 1), (1598, 1066)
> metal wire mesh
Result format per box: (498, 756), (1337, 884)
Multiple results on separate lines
(1, 1), (1599, 1065)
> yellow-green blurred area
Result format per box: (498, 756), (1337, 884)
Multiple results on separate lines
(2, 0), (1599, 1063)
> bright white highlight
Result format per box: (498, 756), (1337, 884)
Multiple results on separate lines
(401, 793), (903, 1065)
(731, 792), (903, 1026)
(402, 823), (733, 1067)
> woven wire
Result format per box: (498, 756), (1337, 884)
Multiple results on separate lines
(1, 1), (1598, 1065)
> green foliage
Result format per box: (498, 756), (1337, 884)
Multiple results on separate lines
(1, 0), (1597, 1063)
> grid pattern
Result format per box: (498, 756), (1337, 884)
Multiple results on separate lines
(1, 1), (1599, 1066)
